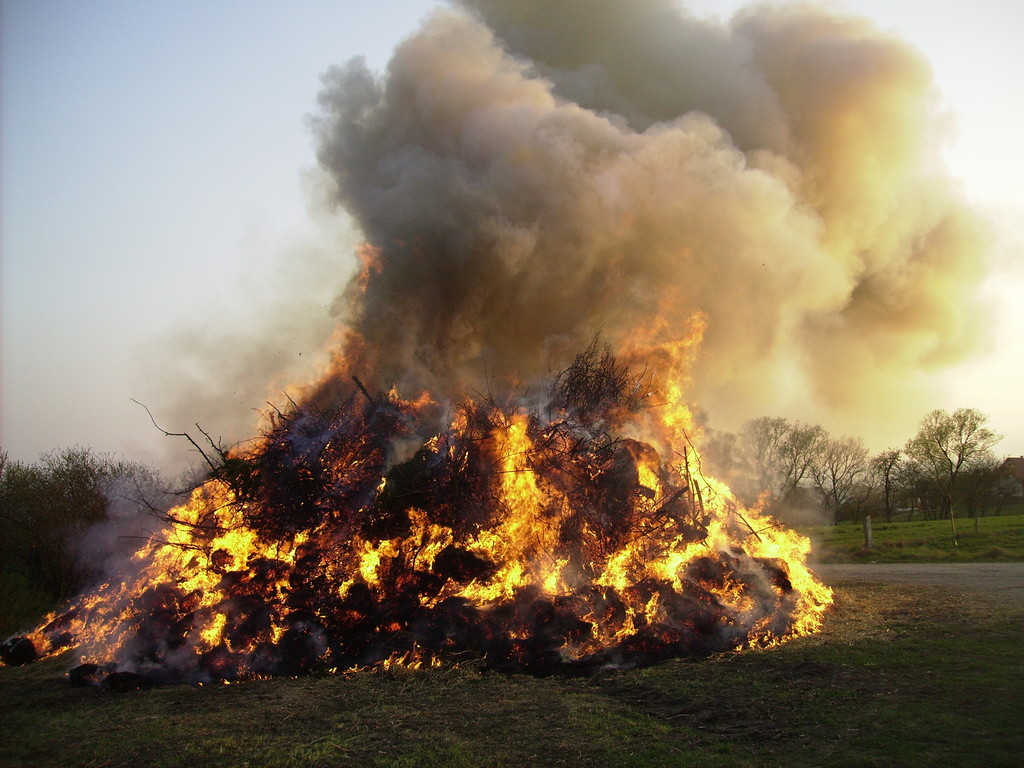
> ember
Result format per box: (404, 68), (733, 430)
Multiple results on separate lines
(10, 344), (831, 685)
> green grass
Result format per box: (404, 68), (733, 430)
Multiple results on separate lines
(2, 581), (1022, 767)
(0, 572), (56, 638)
(805, 513), (1024, 563)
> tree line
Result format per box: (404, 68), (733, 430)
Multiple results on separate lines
(701, 407), (1014, 527)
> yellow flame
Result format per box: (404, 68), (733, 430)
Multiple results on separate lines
(25, 360), (833, 677)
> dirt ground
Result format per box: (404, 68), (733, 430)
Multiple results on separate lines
(813, 562), (1024, 609)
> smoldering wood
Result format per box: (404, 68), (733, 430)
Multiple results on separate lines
(0, 636), (36, 666)
(68, 663), (100, 687)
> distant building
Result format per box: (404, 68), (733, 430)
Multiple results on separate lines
(999, 457), (1024, 499)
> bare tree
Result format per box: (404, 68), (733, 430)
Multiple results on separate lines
(736, 416), (791, 504)
(899, 459), (944, 520)
(903, 408), (1002, 544)
(810, 435), (870, 523)
(733, 417), (827, 516)
(956, 456), (1004, 531)
(869, 448), (903, 523)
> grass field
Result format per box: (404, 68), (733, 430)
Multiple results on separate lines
(2, 580), (1022, 768)
(805, 513), (1024, 563)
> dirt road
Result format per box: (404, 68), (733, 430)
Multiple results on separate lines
(813, 562), (1024, 609)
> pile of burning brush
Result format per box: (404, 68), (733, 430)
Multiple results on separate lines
(2, 345), (831, 688)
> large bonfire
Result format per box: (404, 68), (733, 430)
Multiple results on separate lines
(14, 338), (831, 685)
(3, 0), (988, 686)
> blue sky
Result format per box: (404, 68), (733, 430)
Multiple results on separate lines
(2, 0), (1022, 471)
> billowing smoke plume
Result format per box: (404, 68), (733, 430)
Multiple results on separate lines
(305, 0), (986, 440)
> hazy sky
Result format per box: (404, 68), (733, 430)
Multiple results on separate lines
(2, 0), (1022, 473)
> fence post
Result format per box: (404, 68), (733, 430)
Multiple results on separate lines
(862, 515), (873, 550)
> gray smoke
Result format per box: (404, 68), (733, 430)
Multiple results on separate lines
(151, 0), (988, 454)
(303, 0), (987, 441)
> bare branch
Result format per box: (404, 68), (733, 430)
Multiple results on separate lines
(132, 399), (220, 472)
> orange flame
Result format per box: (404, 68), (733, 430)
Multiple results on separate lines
(21, 336), (831, 683)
